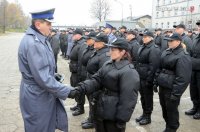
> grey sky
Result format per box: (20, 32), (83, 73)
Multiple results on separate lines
(9, 0), (153, 26)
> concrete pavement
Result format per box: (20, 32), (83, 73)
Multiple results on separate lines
(0, 33), (199, 132)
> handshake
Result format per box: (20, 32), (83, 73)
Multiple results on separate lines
(68, 86), (84, 99)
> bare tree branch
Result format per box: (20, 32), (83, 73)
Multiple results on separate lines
(90, 0), (111, 22)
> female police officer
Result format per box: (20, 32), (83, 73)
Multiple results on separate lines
(70, 38), (140, 132)
(156, 33), (192, 132)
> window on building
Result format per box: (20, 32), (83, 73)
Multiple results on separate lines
(157, 0), (160, 6)
(163, 0), (165, 5)
(199, 5), (200, 13)
(168, 11), (171, 17)
(156, 12), (159, 18)
(173, 22), (177, 26)
(156, 23), (158, 28)
(167, 22), (170, 29)
(174, 9), (178, 16)
(162, 11), (165, 17)
(181, 11), (185, 15)
(161, 22), (164, 28)
(175, 0), (178, 3)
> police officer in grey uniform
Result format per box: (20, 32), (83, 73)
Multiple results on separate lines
(18, 8), (76, 132)
(157, 33), (192, 132)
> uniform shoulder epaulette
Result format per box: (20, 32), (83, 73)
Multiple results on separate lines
(154, 44), (159, 48)
(183, 49), (189, 55)
(129, 63), (135, 69)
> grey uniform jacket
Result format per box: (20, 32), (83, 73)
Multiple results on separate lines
(18, 27), (71, 132)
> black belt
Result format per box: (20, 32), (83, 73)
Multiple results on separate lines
(161, 69), (174, 75)
(103, 88), (118, 96)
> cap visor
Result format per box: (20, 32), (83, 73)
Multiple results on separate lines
(105, 44), (119, 48)
(163, 37), (174, 41)
(44, 19), (55, 23)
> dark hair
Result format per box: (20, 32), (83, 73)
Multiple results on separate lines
(118, 48), (132, 63)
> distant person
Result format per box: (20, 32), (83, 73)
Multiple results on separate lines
(49, 29), (60, 73)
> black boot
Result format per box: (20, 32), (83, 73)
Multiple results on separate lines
(193, 110), (200, 119)
(135, 114), (144, 122)
(139, 115), (151, 125)
(82, 119), (94, 129)
(70, 105), (78, 111)
(185, 107), (197, 115)
(72, 107), (85, 116)
(81, 117), (90, 125)
(163, 127), (177, 132)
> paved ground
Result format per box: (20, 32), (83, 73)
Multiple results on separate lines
(0, 33), (199, 132)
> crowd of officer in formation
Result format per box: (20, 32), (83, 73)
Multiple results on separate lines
(47, 21), (200, 132)
(18, 8), (200, 132)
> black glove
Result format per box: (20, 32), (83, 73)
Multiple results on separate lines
(170, 94), (179, 101)
(54, 73), (64, 83)
(116, 120), (126, 129)
(68, 88), (80, 99)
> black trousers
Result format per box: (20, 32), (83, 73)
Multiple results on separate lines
(139, 79), (154, 115)
(86, 94), (94, 122)
(94, 119), (125, 132)
(70, 73), (85, 109)
(190, 71), (200, 110)
(159, 87), (180, 130)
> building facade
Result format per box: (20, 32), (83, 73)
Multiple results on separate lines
(152, 0), (200, 29)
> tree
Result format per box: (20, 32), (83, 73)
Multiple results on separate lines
(0, 0), (30, 32)
(90, 0), (111, 22)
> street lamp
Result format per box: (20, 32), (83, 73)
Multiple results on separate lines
(114, 0), (123, 26)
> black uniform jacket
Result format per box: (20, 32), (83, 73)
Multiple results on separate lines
(79, 59), (140, 122)
(157, 44), (192, 97)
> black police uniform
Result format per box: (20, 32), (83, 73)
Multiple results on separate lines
(78, 58), (139, 132)
(128, 38), (140, 65)
(181, 33), (192, 54)
(154, 34), (163, 47)
(59, 32), (67, 56)
(136, 40), (161, 125)
(69, 37), (86, 115)
(186, 33), (200, 119)
(157, 44), (192, 131)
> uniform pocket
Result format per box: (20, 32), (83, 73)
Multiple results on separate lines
(157, 73), (175, 89)
(137, 66), (148, 79)
(96, 94), (119, 120)
(69, 63), (78, 73)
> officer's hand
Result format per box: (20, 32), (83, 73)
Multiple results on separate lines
(170, 94), (179, 101)
(116, 120), (126, 129)
(68, 88), (80, 99)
